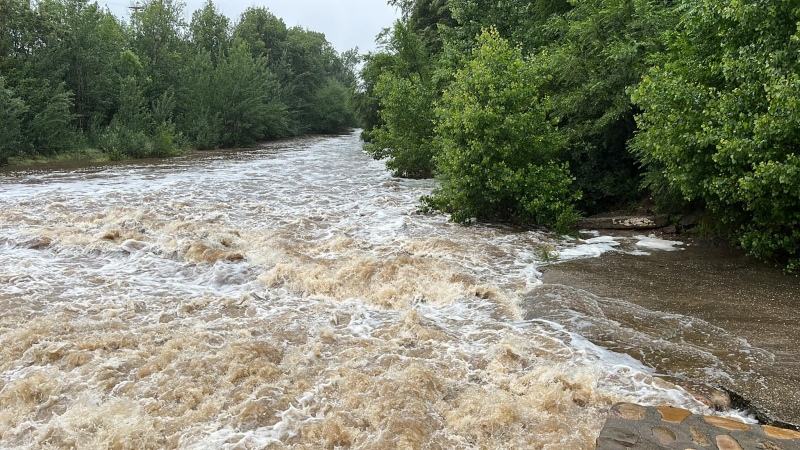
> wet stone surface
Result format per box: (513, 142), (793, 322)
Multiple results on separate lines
(541, 241), (800, 427)
(596, 403), (800, 449)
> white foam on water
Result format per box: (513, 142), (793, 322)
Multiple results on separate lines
(557, 235), (622, 260)
(554, 232), (685, 262)
(634, 234), (685, 251)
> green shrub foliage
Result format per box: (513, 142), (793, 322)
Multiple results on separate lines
(362, 0), (800, 268)
(361, 0), (674, 229)
(631, 0), (800, 270)
(424, 29), (580, 232)
(362, 19), (438, 178)
(537, 0), (679, 212)
(364, 72), (437, 178)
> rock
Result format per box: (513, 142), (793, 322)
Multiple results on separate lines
(598, 426), (640, 445)
(658, 406), (692, 423)
(703, 415), (751, 431)
(595, 437), (635, 450)
(764, 426), (800, 440)
(597, 403), (800, 450)
(679, 212), (702, 228)
(716, 434), (745, 450)
(694, 394), (715, 409)
(690, 426), (712, 447)
(27, 236), (52, 249)
(760, 441), (784, 450)
(709, 390), (732, 411)
(611, 403), (647, 420)
(652, 426), (677, 445)
(662, 225), (678, 234)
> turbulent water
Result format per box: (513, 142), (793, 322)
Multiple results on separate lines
(0, 133), (708, 449)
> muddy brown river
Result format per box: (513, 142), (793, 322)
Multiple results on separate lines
(0, 132), (780, 449)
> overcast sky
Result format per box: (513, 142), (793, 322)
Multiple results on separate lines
(103, 0), (400, 54)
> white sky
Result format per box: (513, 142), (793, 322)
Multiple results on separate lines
(102, 0), (400, 54)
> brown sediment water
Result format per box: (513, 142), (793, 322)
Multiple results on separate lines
(536, 236), (800, 428)
(0, 132), (725, 449)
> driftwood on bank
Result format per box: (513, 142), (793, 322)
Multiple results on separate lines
(578, 215), (669, 230)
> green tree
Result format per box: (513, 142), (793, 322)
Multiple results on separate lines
(235, 11), (357, 134)
(0, 78), (28, 165)
(307, 78), (354, 134)
(19, 78), (79, 156)
(0, 0), (83, 158)
(364, 72), (437, 177)
(356, 5), (443, 138)
(443, 0), (572, 52)
(362, 19), (438, 177)
(233, 6), (288, 61)
(424, 29), (580, 231)
(0, 0), (33, 68)
(189, 0), (230, 61)
(0, 0), (356, 163)
(112, 50), (149, 131)
(361, 1), (575, 182)
(353, 51), (392, 136)
(538, 0), (678, 212)
(632, 0), (800, 270)
(100, 50), (160, 158)
(389, 0), (454, 54)
(282, 27), (334, 133)
(129, 0), (186, 103)
(212, 39), (287, 145)
(234, 6), (295, 104)
(176, 49), (222, 148)
(39, 0), (126, 132)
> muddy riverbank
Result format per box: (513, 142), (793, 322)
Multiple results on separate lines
(535, 236), (800, 428)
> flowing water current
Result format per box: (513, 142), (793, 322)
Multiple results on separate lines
(0, 133), (741, 449)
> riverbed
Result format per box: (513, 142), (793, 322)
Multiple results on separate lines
(0, 132), (740, 448)
(538, 237), (800, 428)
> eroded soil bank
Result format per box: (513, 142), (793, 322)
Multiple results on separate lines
(535, 238), (800, 428)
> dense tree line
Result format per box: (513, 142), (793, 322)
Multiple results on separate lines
(0, 0), (357, 165)
(359, 0), (800, 270)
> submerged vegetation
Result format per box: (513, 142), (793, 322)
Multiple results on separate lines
(0, 0), (358, 165)
(359, 0), (800, 270)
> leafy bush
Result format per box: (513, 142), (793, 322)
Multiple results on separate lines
(536, 0), (678, 212)
(631, 0), (800, 269)
(362, 19), (439, 178)
(98, 123), (150, 159)
(99, 121), (180, 159)
(364, 72), (437, 178)
(424, 29), (580, 232)
(150, 122), (181, 157)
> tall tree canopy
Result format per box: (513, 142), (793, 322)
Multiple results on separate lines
(632, 0), (800, 270)
(361, 0), (800, 270)
(0, 0), (358, 163)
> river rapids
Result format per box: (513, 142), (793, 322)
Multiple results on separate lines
(0, 133), (709, 449)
